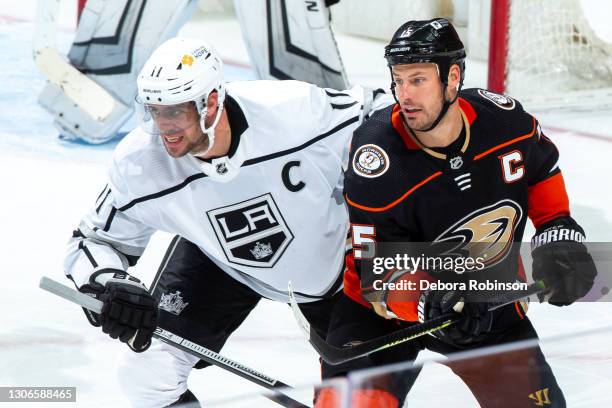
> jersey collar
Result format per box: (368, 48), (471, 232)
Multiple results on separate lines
(189, 94), (249, 182)
(391, 97), (477, 160)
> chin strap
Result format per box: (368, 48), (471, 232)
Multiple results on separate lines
(196, 86), (226, 157)
(419, 83), (459, 132)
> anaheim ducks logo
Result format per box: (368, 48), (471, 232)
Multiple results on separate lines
(352, 144), (390, 178)
(433, 199), (523, 268)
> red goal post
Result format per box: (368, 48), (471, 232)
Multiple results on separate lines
(77, 0), (86, 22)
(486, 0), (612, 110)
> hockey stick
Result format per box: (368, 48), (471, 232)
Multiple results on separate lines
(34, 0), (117, 122)
(289, 280), (548, 365)
(39, 277), (310, 408)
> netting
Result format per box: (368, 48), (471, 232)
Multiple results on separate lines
(505, 0), (612, 110)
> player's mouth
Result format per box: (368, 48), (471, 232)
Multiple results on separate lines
(162, 134), (184, 148)
(403, 108), (422, 119)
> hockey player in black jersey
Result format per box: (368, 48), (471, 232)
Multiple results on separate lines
(316, 18), (597, 408)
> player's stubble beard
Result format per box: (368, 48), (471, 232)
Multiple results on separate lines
(403, 85), (454, 132)
(162, 107), (218, 158)
(161, 122), (209, 159)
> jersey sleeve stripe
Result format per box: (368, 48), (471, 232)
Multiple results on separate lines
(118, 173), (207, 211)
(345, 171), (442, 213)
(78, 241), (99, 268)
(243, 115), (360, 165)
(117, 115), (360, 211)
(325, 90), (351, 98)
(102, 206), (117, 232)
(473, 117), (536, 161)
(95, 188), (112, 214)
(95, 184), (109, 204)
(330, 101), (358, 110)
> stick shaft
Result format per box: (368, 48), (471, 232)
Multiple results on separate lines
(290, 280), (547, 365)
(39, 276), (309, 408)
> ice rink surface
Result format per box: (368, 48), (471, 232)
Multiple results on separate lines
(1, 2), (612, 407)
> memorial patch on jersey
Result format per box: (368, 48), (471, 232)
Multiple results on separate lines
(477, 89), (516, 110)
(207, 193), (293, 267)
(352, 144), (390, 178)
(433, 199), (523, 268)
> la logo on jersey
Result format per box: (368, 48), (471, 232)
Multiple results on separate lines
(207, 193), (294, 267)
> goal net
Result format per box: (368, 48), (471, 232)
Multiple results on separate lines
(489, 0), (612, 110)
(330, 0), (612, 111)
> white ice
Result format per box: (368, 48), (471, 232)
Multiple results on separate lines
(1, 2), (612, 407)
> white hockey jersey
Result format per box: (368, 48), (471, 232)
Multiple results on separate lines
(64, 80), (378, 302)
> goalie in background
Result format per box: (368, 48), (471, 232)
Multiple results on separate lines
(36, 0), (348, 144)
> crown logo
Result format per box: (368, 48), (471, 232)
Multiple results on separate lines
(250, 242), (273, 260)
(158, 291), (189, 315)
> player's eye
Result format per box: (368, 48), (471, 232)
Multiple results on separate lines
(167, 108), (183, 117)
(411, 77), (426, 85)
(147, 107), (160, 118)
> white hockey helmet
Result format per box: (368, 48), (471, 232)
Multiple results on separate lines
(137, 37), (226, 155)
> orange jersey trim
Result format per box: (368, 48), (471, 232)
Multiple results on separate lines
(474, 118), (536, 160)
(343, 253), (371, 308)
(528, 172), (570, 229)
(391, 99), (476, 152)
(514, 302), (525, 320)
(391, 104), (420, 150)
(473, 117), (537, 161)
(458, 97), (477, 125)
(346, 171), (442, 213)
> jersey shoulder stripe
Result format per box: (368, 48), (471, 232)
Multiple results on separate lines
(116, 115), (360, 211)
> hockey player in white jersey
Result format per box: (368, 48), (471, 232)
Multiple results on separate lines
(63, 36), (389, 407)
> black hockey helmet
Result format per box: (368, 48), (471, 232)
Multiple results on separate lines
(385, 18), (466, 132)
(385, 18), (466, 87)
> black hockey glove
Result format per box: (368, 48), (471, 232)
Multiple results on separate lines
(418, 290), (494, 347)
(531, 217), (597, 306)
(79, 269), (158, 352)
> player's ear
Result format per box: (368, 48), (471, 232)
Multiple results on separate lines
(207, 91), (219, 111)
(448, 64), (461, 92)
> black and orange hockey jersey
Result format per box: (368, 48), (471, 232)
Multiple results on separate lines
(343, 88), (570, 321)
